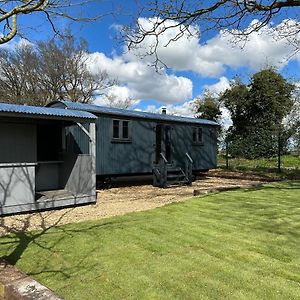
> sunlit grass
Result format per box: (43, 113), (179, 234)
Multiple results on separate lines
(218, 154), (300, 179)
(1, 181), (300, 299)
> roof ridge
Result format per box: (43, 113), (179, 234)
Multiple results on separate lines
(56, 100), (219, 126)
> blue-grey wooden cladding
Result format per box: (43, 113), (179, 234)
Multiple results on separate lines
(0, 122), (36, 163)
(67, 115), (217, 176)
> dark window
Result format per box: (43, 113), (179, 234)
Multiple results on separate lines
(192, 127), (203, 144)
(113, 120), (120, 138)
(197, 128), (203, 143)
(122, 121), (129, 139)
(192, 128), (197, 143)
(112, 119), (130, 141)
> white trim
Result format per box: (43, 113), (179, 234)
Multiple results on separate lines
(76, 122), (92, 141)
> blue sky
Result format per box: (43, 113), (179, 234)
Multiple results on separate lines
(7, 0), (300, 118)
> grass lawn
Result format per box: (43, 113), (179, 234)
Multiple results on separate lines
(1, 181), (300, 299)
(218, 154), (300, 179)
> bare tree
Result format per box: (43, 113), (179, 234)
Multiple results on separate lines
(125, 1), (300, 66)
(0, 0), (106, 45)
(0, 33), (114, 105)
(0, 44), (42, 105)
(101, 93), (137, 109)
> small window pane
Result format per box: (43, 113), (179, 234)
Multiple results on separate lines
(113, 120), (119, 138)
(192, 128), (197, 142)
(197, 128), (202, 143)
(122, 121), (129, 139)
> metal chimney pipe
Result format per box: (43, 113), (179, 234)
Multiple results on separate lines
(161, 107), (167, 114)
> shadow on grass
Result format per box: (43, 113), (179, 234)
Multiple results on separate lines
(0, 210), (135, 267)
(1, 210), (72, 265)
(1, 181), (300, 291)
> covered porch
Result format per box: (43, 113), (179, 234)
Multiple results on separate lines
(0, 103), (97, 215)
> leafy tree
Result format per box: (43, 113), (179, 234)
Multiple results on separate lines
(194, 91), (222, 122)
(220, 68), (295, 158)
(249, 69), (294, 126)
(0, 33), (114, 106)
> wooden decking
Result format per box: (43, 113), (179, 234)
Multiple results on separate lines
(35, 189), (78, 202)
(33, 189), (96, 212)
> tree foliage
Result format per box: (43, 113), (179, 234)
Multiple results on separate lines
(0, 34), (113, 106)
(194, 91), (222, 122)
(220, 68), (295, 158)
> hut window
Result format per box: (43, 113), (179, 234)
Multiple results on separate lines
(192, 127), (203, 144)
(122, 121), (129, 139)
(112, 119), (131, 141)
(192, 128), (197, 143)
(113, 120), (120, 138)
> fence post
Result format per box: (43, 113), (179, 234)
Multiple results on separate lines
(277, 131), (281, 173)
(225, 140), (229, 169)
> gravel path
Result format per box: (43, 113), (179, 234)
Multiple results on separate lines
(0, 176), (262, 236)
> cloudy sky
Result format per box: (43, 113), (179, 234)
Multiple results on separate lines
(4, 0), (300, 122)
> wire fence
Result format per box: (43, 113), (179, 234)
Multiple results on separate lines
(217, 127), (300, 175)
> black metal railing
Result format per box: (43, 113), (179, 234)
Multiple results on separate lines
(185, 153), (193, 185)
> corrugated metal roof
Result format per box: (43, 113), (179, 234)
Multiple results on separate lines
(49, 101), (219, 126)
(0, 102), (97, 121)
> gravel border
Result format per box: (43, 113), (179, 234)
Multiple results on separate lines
(0, 176), (264, 236)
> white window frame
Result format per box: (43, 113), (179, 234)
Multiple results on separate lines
(112, 119), (131, 142)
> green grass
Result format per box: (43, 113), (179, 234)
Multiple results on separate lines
(1, 182), (300, 299)
(218, 154), (300, 179)
(218, 154), (300, 169)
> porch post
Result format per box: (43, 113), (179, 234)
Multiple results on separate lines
(89, 122), (96, 195)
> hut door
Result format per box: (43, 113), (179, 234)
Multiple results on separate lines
(165, 125), (172, 162)
(155, 125), (162, 164)
(155, 125), (172, 164)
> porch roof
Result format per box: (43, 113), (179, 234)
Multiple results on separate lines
(0, 102), (97, 122)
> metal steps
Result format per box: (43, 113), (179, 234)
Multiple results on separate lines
(166, 167), (190, 186)
(153, 165), (191, 187)
(152, 152), (193, 188)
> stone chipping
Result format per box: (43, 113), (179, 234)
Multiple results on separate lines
(0, 175), (263, 236)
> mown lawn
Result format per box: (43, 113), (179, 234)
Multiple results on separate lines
(218, 154), (300, 179)
(1, 182), (300, 299)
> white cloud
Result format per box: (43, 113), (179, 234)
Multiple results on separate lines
(220, 107), (232, 130)
(203, 77), (232, 128)
(86, 52), (192, 104)
(144, 98), (233, 129)
(162, 101), (195, 117)
(127, 18), (299, 77)
(0, 37), (33, 50)
(94, 85), (137, 107)
(144, 100), (195, 117)
(84, 18), (299, 107)
(202, 25), (296, 71)
(204, 76), (230, 96)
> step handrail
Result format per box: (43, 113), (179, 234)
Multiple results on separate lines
(160, 152), (168, 164)
(185, 152), (193, 163)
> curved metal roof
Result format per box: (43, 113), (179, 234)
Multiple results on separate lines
(0, 102), (97, 121)
(48, 101), (219, 126)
